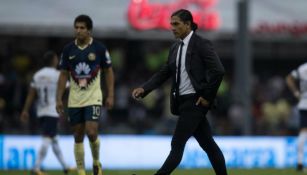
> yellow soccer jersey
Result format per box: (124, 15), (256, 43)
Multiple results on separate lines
(59, 38), (112, 107)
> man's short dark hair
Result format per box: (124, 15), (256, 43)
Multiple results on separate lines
(171, 9), (198, 31)
(43, 51), (56, 66)
(74, 14), (93, 30)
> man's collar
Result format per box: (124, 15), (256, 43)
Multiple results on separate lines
(75, 37), (93, 50)
(181, 31), (193, 45)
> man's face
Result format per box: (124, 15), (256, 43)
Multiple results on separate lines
(170, 16), (190, 39)
(74, 22), (90, 41)
(53, 55), (59, 66)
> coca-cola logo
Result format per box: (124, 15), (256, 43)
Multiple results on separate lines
(253, 22), (307, 37)
(128, 0), (220, 31)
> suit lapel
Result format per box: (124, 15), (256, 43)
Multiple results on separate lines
(173, 42), (180, 60)
(186, 33), (196, 71)
(170, 41), (181, 66)
(170, 33), (196, 71)
(169, 42), (181, 93)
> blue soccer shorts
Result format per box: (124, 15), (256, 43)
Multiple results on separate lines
(68, 105), (102, 125)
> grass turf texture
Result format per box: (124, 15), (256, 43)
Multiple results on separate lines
(0, 168), (300, 175)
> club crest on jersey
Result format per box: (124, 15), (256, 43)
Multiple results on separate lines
(88, 53), (96, 61)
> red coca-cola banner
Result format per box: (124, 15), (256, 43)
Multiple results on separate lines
(128, 0), (220, 31)
(253, 22), (307, 37)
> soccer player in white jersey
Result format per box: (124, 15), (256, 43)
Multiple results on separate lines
(20, 51), (74, 175)
(286, 62), (307, 171)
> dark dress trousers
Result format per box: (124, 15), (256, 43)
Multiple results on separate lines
(141, 33), (227, 175)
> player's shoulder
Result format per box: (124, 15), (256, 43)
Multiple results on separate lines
(63, 41), (75, 51)
(92, 39), (107, 50)
(193, 33), (211, 45)
(32, 68), (42, 79)
(298, 63), (307, 71)
(34, 67), (59, 79)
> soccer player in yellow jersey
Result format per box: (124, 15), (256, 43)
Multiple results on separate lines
(56, 15), (114, 175)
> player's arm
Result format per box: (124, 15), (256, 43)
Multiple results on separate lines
(103, 67), (114, 110)
(20, 87), (37, 123)
(286, 74), (300, 99)
(56, 70), (69, 115)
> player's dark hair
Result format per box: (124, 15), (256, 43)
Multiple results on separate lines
(43, 51), (56, 66)
(171, 9), (198, 31)
(74, 14), (93, 30)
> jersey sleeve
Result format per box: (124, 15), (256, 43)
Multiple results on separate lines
(30, 77), (36, 88)
(59, 45), (70, 70)
(99, 45), (112, 68)
(291, 69), (299, 79)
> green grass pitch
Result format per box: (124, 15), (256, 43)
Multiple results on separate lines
(0, 168), (300, 175)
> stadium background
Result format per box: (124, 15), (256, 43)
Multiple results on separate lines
(1, 0), (307, 173)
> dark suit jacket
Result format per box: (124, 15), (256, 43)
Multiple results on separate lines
(141, 33), (225, 115)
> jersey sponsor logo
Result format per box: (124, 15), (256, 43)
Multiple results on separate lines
(75, 62), (91, 75)
(75, 62), (91, 88)
(72, 62), (101, 90)
(88, 53), (96, 61)
(69, 55), (76, 60)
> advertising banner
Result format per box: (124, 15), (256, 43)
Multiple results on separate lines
(0, 135), (302, 170)
(0, 0), (306, 37)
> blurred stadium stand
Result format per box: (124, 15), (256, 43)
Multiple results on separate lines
(0, 0), (307, 136)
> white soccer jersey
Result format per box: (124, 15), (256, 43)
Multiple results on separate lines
(31, 67), (60, 117)
(291, 63), (307, 110)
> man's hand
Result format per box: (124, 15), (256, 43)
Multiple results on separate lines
(104, 96), (114, 110)
(56, 100), (65, 116)
(132, 88), (144, 100)
(196, 97), (209, 107)
(294, 90), (301, 100)
(20, 111), (29, 123)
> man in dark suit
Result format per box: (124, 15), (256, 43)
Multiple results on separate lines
(132, 9), (227, 175)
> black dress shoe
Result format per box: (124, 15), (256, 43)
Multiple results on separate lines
(297, 164), (304, 171)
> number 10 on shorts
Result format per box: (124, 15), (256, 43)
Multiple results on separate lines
(92, 106), (100, 120)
